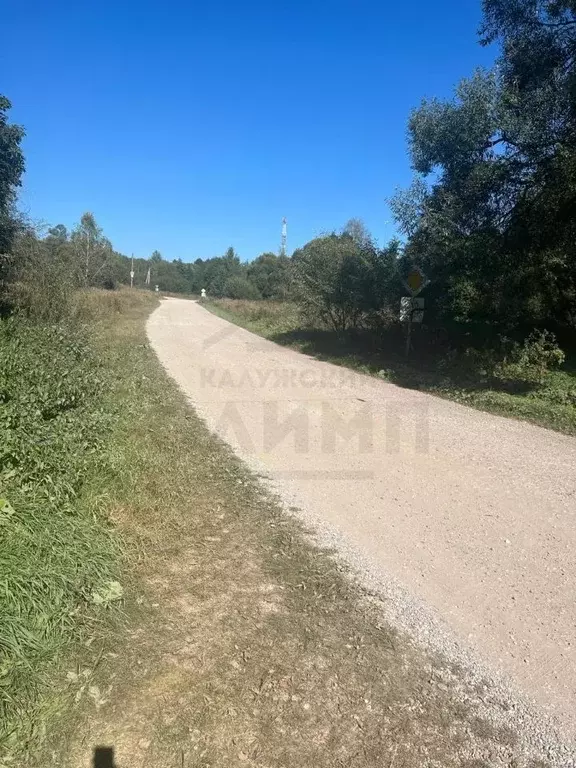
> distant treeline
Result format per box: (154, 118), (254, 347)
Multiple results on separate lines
(0, 205), (294, 318)
(1, 0), (576, 341)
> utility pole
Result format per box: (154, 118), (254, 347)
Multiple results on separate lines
(280, 217), (287, 257)
(130, 254), (134, 289)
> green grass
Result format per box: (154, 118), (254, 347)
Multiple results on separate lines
(207, 298), (576, 435)
(0, 289), (158, 761)
(204, 297), (300, 336)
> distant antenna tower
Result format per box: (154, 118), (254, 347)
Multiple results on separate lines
(280, 217), (287, 257)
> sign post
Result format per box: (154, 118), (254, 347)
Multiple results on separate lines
(401, 267), (428, 357)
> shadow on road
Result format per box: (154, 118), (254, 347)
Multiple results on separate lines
(93, 747), (116, 768)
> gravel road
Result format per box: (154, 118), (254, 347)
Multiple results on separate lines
(147, 298), (576, 743)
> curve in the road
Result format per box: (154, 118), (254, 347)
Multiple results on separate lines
(147, 297), (576, 737)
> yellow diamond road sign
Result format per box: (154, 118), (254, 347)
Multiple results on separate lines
(407, 268), (424, 293)
(406, 267), (426, 296)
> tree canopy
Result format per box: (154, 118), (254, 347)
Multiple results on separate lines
(0, 96), (24, 255)
(391, 0), (576, 337)
(292, 230), (400, 332)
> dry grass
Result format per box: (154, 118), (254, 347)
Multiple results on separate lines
(71, 287), (157, 323)
(207, 298), (300, 336)
(30, 292), (550, 768)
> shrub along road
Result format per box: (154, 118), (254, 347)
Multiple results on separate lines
(146, 298), (576, 751)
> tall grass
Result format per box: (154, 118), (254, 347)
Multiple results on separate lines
(207, 298), (300, 336)
(71, 286), (156, 323)
(0, 294), (157, 754)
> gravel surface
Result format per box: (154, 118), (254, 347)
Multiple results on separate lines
(147, 298), (576, 763)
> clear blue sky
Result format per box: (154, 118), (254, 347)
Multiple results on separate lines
(3, 0), (495, 262)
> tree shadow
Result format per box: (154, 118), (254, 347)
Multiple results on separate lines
(268, 328), (541, 396)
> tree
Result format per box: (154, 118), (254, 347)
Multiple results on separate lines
(292, 233), (396, 332)
(71, 212), (113, 286)
(341, 218), (373, 249)
(223, 275), (261, 300)
(0, 96), (25, 256)
(247, 252), (291, 299)
(4, 222), (80, 320)
(0, 96), (25, 311)
(46, 224), (68, 243)
(201, 247), (242, 297)
(390, 1), (576, 336)
(480, 0), (576, 333)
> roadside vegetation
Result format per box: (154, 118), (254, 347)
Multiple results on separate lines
(0, 290), (159, 761)
(0, 315), (119, 754)
(208, 298), (576, 434)
(0, 94), (167, 757)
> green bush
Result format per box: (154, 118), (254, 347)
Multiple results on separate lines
(222, 275), (261, 300)
(4, 229), (79, 323)
(461, 329), (566, 386)
(496, 330), (566, 385)
(291, 234), (401, 333)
